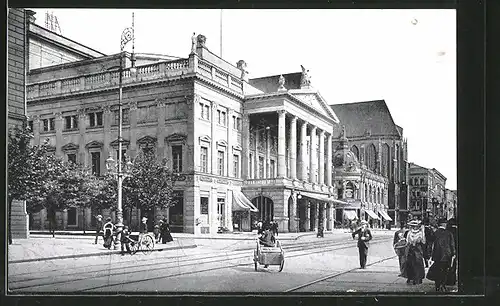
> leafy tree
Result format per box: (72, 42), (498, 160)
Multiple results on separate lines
(122, 151), (176, 226)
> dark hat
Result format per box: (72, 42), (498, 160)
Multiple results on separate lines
(438, 218), (448, 225)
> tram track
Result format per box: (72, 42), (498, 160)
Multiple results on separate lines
(10, 236), (392, 292)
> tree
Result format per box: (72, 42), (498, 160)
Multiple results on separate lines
(123, 151), (176, 226)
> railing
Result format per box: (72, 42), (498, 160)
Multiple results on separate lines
(27, 57), (243, 100)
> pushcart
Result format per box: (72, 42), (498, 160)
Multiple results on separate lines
(253, 238), (284, 272)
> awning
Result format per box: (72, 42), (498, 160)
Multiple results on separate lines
(344, 210), (358, 220)
(300, 191), (349, 205)
(232, 190), (259, 212)
(365, 209), (380, 220)
(379, 210), (393, 221)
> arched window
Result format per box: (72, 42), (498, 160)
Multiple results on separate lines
(351, 145), (359, 161)
(369, 185), (372, 202)
(382, 143), (390, 177)
(365, 143), (377, 171)
(377, 188), (381, 203)
(364, 183), (368, 201)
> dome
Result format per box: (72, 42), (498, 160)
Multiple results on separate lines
(333, 148), (360, 172)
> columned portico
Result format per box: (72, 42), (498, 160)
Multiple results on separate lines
(327, 133), (333, 186)
(318, 130), (325, 185)
(277, 110), (287, 178)
(290, 116), (297, 180)
(309, 126), (317, 184)
(300, 121), (308, 181)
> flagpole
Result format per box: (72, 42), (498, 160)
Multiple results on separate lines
(220, 9), (223, 57)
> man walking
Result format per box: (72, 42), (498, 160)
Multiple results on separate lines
(352, 220), (372, 269)
(393, 221), (408, 276)
(94, 215), (103, 245)
(431, 218), (456, 292)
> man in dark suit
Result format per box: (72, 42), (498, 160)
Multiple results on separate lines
(94, 215), (103, 245)
(431, 218), (456, 292)
(352, 220), (373, 269)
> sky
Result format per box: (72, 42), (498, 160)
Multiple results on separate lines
(32, 9), (456, 189)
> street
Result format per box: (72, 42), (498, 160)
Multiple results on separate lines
(7, 232), (452, 293)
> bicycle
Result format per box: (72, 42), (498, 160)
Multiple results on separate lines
(128, 233), (155, 255)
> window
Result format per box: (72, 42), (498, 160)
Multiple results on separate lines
(200, 146), (208, 173)
(232, 116), (237, 129)
(115, 149), (127, 162)
(43, 118), (55, 131)
(249, 153), (253, 178)
(89, 112), (103, 127)
(217, 110), (221, 124)
(138, 105), (157, 123)
(142, 147), (153, 155)
(258, 156), (264, 178)
(200, 197), (209, 215)
(233, 154), (239, 178)
(200, 103), (211, 120)
(205, 105), (210, 120)
(172, 145), (183, 172)
(420, 178), (425, 185)
(64, 115), (78, 130)
(217, 150), (225, 176)
(270, 160), (276, 178)
(67, 207), (77, 226)
(237, 118), (241, 130)
(91, 152), (101, 175)
(28, 120), (33, 131)
(67, 153), (77, 164)
(114, 109), (129, 125)
(221, 111), (226, 126)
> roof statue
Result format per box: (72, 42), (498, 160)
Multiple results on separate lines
(197, 34), (207, 48)
(278, 75), (287, 91)
(300, 65), (312, 88)
(191, 32), (197, 54)
(341, 125), (347, 139)
(237, 60), (248, 80)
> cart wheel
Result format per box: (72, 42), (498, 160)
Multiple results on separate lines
(141, 235), (155, 255)
(130, 241), (138, 255)
(279, 258), (285, 272)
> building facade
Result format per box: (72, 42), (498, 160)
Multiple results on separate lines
(408, 163), (447, 220)
(27, 33), (345, 234)
(8, 8), (30, 238)
(330, 101), (409, 226)
(445, 189), (457, 220)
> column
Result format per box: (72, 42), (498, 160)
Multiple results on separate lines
(277, 110), (287, 178)
(315, 203), (319, 231)
(227, 109), (233, 177)
(129, 101), (138, 157)
(242, 115), (250, 179)
(32, 115), (40, 145)
(103, 105), (111, 163)
(156, 99), (166, 160)
(300, 121), (308, 181)
(211, 102), (218, 175)
(289, 193), (298, 232)
(254, 128), (259, 178)
(77, 109), (86, 165)
(55, 112), (63, 157)
(322, 203), (327, 230)
(327, 203), (334, 231)
(304, 200), (310, 231)
(290, 116), (297, 180)
(309, 126), (317, 183)
(318, 130), (325, 185)
(265, 129), (270, 178)
(327, 133), (333, 186)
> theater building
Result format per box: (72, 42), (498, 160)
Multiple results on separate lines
(329, 101), (409, 226)
(27, 31), (346, 234)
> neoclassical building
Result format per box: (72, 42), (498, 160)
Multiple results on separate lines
(27, 31), (346, 234)
(408, 163), (447, 220)
(330, 100), (409, 226)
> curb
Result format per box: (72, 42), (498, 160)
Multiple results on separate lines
(9, 244), (197, 264)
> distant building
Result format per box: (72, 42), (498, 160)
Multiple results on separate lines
(408, 163), (447, 220)
(329, 100), (409, 226)
(7, 8), (29, 238)
(26, 28), (344, 234)
(445, 188), (457, 220)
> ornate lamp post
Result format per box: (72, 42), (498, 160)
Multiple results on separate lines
(107, 13), (137, 229)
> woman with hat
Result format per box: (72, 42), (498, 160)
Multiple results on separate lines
(160, 217), (174, 244)
(430, 218), (456, 291)
(102, 217), (115, 249)
(403, 219), (426, 285)
(352, 220), (372, 269)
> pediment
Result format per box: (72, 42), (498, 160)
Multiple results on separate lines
(165, 133), (187, 143)
(110, 138), (130, 147)
(61, 143), (79, 151)
(137, 135), (157, 145)
(217, 140), (228, 147)
(232, 144), (242, 151)
(289, 90), (339, 123)
(86, 140), (103, 149)
(199, 135), (211, 144)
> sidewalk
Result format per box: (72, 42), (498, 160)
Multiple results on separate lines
(8, 236), (197, 264)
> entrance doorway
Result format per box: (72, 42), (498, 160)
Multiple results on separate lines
(217, 197), (226, 229)
(251, 196), (274, 224)
(169, 191), (184, 233)
(298, 202), (307, 232)
(309, 203), (317, 231)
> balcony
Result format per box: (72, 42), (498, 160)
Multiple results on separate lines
(244, 177), (335, 194)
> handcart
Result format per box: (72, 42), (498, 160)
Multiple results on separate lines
(253, 238), (284, 272)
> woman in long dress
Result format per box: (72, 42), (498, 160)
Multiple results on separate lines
(403, 220), (426, 284)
